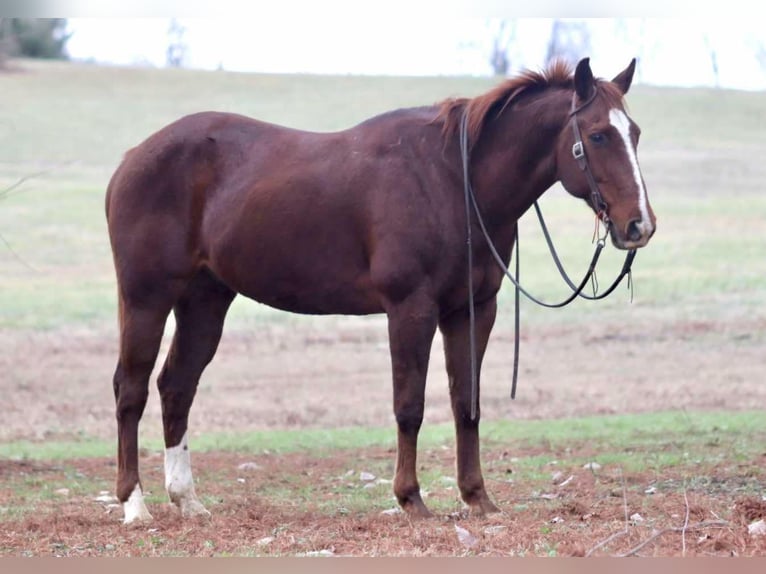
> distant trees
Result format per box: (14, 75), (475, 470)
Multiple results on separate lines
(756, 41), (766, 76)
(483, 18), (592, 76)
(545, 19), (591, 67)
(166, 18), (188, 68)
(489, 20), (516, 76)
(703, 33), (720, 88)
(613, 19), (647, 83)
(0, 18), (70, 67)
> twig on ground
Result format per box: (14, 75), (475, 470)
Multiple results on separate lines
(0, 161), (75, 199)
(585, 467), (629, 557)
(0, 162), (75, 271)
(682, 486), (690, 557)
(0, 231), (36, 271)
(617, 520), (729, 557)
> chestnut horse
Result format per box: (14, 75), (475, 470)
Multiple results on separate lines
(106, 58), (655, 524)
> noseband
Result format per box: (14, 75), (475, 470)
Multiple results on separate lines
(569, 91), (610, 227)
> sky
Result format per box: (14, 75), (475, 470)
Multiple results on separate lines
(63, 16), (766, 90)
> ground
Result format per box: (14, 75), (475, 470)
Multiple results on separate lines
(1, 312), (765, 556)
(1, 447), (765, 557)
(1, 311), (764, 442)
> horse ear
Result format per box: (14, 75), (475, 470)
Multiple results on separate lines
(612, 58), (637, 95)
(574, 57), (595, 101)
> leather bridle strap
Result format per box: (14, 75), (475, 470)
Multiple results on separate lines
(533, 201), (636, 301)
(570, 91), (609, 222)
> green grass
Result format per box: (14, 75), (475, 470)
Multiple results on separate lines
(2, 410), (764, 540)
(0, 463), (112, 522)
(1, 63), (765, 522)
(0, 59), (495, 169)
(1, 59), (765, 331)
(2, 410), (763, 462)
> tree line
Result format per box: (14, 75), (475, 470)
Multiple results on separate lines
(0, 18), (70, 68)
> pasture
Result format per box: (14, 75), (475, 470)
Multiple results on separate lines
(1, 59), (765, 556)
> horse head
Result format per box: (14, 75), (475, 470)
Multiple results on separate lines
(556, 58), (656, 249)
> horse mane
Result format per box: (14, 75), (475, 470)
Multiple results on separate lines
(436, 60), (622, 148)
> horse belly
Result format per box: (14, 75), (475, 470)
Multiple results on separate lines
(240, 270), (381, 316)
(207, 225), (382, 316)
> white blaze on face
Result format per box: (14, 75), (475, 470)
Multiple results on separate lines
(164, 431), (211, 518)
(608, 108), (653, 234)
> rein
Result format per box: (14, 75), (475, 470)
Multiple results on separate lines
(460, 90), (637, 421)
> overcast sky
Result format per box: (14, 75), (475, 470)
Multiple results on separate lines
(64, 17), (766, 90)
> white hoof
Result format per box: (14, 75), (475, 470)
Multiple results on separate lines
(123, 485), (153, 525)
(179, 497), (211, 519)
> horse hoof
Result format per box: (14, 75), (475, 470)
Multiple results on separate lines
(123, 509), (154, 525)
(469, 498), (501, 516)
(123, 486), (154, 525)
(401, 499), (433, 519)
(124, 515), (154, 526)
(180, 499), (211, 519)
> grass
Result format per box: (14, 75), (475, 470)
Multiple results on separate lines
(0, 463), (112, 522)
(1, 413), (764, 555)
(1, 410), (763, 462)
(4, 410), (764, 533)
(1, 61), (765, 536)
(1, 60), (765, 331)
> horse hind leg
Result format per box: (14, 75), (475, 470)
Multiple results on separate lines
(385, 290), (439, 518)
(113, 297), (175, 525)
(157, 268), (235, 519)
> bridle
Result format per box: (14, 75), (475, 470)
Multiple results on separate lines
(570, 90), (610, 226)
(460, 86), (637, 420)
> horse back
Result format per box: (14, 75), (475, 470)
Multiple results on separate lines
(106, 109), (467, 315)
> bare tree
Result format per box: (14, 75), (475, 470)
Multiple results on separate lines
(0, 18), (9, 69)
(166, 18), (187, 68)
(489, 19), (516, 76)
(703, 33), (720, 88)
(753, 39), (766, 77)
(757, 45), (766, 72)
(545, 19), (591, 67)
(613, 18), (647, 83)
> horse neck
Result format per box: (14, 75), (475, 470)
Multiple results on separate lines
(468, 88), (570, 230)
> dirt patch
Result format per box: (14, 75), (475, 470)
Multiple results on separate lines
(1, 448), (765, 557)
(1, 313), (765, 442)
(1, 312), (765, 556)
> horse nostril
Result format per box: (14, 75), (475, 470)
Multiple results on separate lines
(626, 219), (643, 243)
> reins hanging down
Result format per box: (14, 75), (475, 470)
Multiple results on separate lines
(460, 97), (637, 420)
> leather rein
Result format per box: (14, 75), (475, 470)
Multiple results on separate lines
(461, 89), (637, 420)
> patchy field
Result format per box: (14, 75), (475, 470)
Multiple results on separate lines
(1, 60), (765, 557)
(1, 443), (765, 557)
(1, 314), (765, 556)
(1, 311), (764, 443)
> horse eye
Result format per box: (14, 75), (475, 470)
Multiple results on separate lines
(589, 133), (606, 145)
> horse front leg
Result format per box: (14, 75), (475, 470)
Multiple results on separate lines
(439, 296), (501, 515)
(385, 292), (439, 518)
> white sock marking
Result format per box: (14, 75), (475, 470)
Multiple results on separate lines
(123, 484), (153, 524)
(164, 431), (210, 517)
(609, 108), (653, 234)
(165, 431), (194, 498)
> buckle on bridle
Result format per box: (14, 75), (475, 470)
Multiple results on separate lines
(593, 211), (610, 246)
(572, 141), (585, 160)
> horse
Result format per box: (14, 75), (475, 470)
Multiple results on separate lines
(105, 57), (656, 524)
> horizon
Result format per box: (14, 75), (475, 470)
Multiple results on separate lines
(62, 17), (766, 91)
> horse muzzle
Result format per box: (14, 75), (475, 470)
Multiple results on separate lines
(612, 218), (656, 250)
